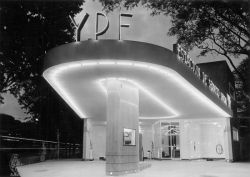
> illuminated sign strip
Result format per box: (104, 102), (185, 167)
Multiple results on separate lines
(173, 43), (231, 108)
(43, 59), (231, 119)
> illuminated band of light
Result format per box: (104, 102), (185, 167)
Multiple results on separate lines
(98, 77), (179, 118)
(43, 60), (231, 119)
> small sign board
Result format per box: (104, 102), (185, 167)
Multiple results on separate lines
(123, 128), (136, 146)
(232, 127), (239, 141)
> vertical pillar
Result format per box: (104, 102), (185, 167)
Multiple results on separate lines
(82, 119), (87, 160)
(224, 117), (233, 162)
(82, 118), (92, 160)
(139, 133), (143, 161)
(106, 80), (139, 175)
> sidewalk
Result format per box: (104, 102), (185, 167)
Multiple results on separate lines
(17, 159), (250, 177)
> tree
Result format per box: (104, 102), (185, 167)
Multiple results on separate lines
(0, 1), (84, 121)
(0, 114), (22, 136)
(237, 58), (250, 95)
(235, 58), (250, 117)
(99, 0), (250, 82)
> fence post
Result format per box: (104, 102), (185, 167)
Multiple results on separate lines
(57, 129), (60, 159)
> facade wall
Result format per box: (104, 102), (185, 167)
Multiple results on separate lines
(152, 121), (161, 158)
(142, 118), (229, 160)
(87, 118), (232, 160)
(83, 120), (107, 160)
(82, 119), (92, 160)
(180, 119), (226, 159)
(141, 125), (153, 158)
(197, 61), (234, 96)
(91, 124), (106, 159)
(85, 120), (106, 160)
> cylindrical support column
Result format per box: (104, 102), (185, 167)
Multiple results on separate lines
(106, 79), (139, 175)
(224, 117), (233, 162)
(82, 118), (93, 160)
(82, 119), (87, 160)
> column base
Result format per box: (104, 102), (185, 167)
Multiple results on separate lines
(82, 158), (94, 161)
(106, 168), (139, 176)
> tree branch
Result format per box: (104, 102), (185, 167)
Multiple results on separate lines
(217, 19), (249, 45)
(204, 9), (249, 46)
(215, 9), (250, 38)
(208, 33), (246, 82)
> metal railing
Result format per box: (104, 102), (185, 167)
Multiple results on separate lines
(0, 135), (82, 176)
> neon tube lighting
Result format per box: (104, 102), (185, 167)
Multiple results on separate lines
(116, 61), (133, 65)
(53, 63), (81, 75)
(98, 61), (116, 65)
(134, 63), (149, 68)
(97, 81), (107, 94)
(43, 73), (86, 118)
(82, 62), (97, 66)
(43, 59), (231, 119)
(125, 79), (178, 116)
(98, 78), (178, 118)
(167, 72), (230, 117)
(139, 116), (177, 120)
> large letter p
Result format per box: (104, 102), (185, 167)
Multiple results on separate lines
(95, 12), (109, 40)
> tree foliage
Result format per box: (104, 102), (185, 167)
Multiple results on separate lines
(235, 58), (250, 117)
(100, 0), (250, 80)
(237, 58), (250, 94)
(0, 1), (83, 120)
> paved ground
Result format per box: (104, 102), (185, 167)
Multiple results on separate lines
(17, 159), (250, 177)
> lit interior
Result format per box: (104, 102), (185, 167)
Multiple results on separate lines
(43, 60), (231, 121)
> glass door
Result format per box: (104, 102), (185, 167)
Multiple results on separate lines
(161, 121), (180, 159)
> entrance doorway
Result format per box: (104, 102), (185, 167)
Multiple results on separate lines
(161, 121), (180, 159)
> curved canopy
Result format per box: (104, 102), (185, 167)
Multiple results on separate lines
(43, 40), (231, 122)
